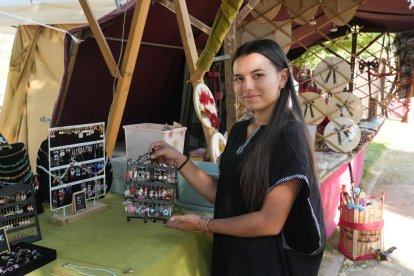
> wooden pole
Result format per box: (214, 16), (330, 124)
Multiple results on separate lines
(79, 0), (121, 78)
(105, 0), (152, 158)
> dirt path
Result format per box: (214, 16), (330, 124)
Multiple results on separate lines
(319, 120), (414, 276)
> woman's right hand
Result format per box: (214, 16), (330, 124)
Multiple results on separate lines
(149, 141), (187, 168)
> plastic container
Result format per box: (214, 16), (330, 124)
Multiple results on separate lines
(176, 161), (217, 212)
(123, 123), (187, 159)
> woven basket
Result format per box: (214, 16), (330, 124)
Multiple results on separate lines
(338, 196), (384, 261)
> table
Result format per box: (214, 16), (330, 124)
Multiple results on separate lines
(28, 193), (212, 276)
(319, 147), (366, 239)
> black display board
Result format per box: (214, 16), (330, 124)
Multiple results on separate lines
(72, 191), (87, 214)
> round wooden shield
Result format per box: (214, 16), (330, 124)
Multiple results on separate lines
(321, 0), (360, 26)
(251, 0), (282, 24)
(210, 131), (227, 163)
(313, 56), (351, 93)
(299, 92), (327, 125)
(323, 117), (361, 153)
(237, 20), (292, 53)
(193, 83), (219, 130)
(284, 0), (320, 25)
(327, 92), (363, 123)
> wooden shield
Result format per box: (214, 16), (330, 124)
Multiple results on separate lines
(284, 0), (320, 25)
(251, 0), (282, 24)
(322, 0), (361, 26)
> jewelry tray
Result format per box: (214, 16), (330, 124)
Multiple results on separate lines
(0, 183), (41, 245)
(0, 242), (56, 275)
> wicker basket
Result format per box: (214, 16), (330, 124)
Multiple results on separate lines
(338, 195), (384, 261)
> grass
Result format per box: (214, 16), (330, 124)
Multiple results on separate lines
(360, 142), (387, 188)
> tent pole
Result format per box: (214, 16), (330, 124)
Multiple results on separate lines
(173, 0), (214, 160)
(105, 0), (152, 158)
(79, 0), (121, 78)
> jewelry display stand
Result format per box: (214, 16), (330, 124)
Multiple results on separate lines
(0, 183), (41, 245)
(124, 154), (178, 223)
(47, 123), (108, 225)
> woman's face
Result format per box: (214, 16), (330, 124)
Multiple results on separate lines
(233, 53), (287, 118)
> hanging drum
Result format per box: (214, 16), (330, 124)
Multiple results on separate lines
(250, 0), (282, 24)
(299, 92), (327, 125)
(313, 56), (351, 93)
(327, 92), (363, 123)
(209, 131), (227, 163)
(284, 0), (320, 25)
(237, 19), (292, 53)
(193, 83), (219, 130)
(321, 0), (361, 26)
(323, 117), (361, 153)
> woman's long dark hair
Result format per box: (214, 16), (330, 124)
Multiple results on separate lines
(232, 39), (317, 211)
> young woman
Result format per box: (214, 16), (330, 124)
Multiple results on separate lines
(149, 39), (326, 276)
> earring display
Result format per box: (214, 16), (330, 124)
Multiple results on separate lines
(0, 183), (41, 246)
(124, 153), (178, 223)
(47, 123), (107, 212)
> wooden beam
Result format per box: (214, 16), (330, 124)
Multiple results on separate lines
(156, 0), (211, 35)
(173, 0), (216, 160)
(79, 0), (121, 78)
(173, 0), (199, 74)
(235, 0), (261, 27)
(105, 0), (152, 158)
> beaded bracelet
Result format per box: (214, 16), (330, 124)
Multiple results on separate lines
(177, 155), (190, 171)
(206, 218), (213, 233)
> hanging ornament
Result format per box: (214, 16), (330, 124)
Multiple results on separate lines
(193, 83), (219, 130)
(209, 131), (227, 163)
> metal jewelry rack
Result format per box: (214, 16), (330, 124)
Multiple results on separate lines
(124, 154), (178, 223)
(47, 122), (107, 217)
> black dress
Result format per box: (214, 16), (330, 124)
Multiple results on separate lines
(211, 119), (326, 276)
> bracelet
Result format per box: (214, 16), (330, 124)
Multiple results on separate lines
(177, 155), (190, 171)
(206, 218), (213, 233)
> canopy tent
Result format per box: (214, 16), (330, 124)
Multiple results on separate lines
(0, 0), (413, 166)
(0, 0), (120, 34)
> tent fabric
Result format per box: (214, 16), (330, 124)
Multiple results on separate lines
(0, 0), (118, 34)
(0, 24), (80, 168)
(0, 0), (413, 166)
(51, 1), (221, 135)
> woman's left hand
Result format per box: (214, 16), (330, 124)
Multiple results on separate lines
(165, 214), (205, 232)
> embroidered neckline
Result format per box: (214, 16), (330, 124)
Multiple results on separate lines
(236, 124), (262, 155)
